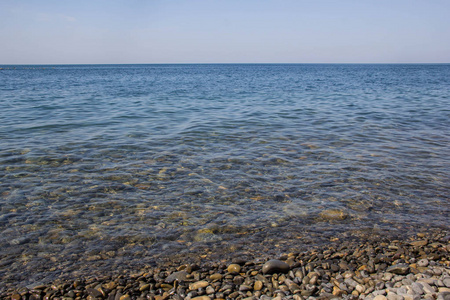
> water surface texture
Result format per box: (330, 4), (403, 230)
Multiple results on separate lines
(0, 64), (449, 286)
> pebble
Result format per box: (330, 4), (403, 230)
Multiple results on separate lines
(254, 280), (263, 291)
(165, 270), (189, 283)
(262, 259), (290, 274)
(227, 263), (241, 274)
(189, 281), (209, 290)
(444, 277), (450, 287)
(387, 264), (410, 275)
(418, 258), (429, 267)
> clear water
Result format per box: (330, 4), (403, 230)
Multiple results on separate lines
(0, 64), (449, 286)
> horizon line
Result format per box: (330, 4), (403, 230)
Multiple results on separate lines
(1, 62), (450, 66)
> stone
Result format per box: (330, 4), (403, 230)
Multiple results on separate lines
(254, 280), (263, 291)
(383, 272), (394, 281)
(387, 264), (410, 275)
(319, 209), (348, 220)
(332, 286), (346, 297)
(189, 281), (209, 290)
(411, 282), (424, 294)
(119, 295), (130, 300)
(206, 286), (215, 294)
(239, 284), (252, 291)
(232, 258), (246, 265)
(165, 270), (189, 283)
(437, 292), (450, 300)
(209, 273), (222, 281)
(356, 284), (366, 293)
(10, 294), (21, 300)
(420, 281), (437, 294)
(444, 278), (450, 288)
(87, 288), (103, 298)
(373, 296), (388, 300)
(410, 240), (428, 247)
(262, 259), (290, 274)
(227, 263), (241, 274)
(417, 259), (429, 267)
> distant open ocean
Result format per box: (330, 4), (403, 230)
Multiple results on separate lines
(0, 64), (449, 287)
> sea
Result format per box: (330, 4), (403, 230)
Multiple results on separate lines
(0, 64), (449, 288)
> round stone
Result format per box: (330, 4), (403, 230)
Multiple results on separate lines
(417, 259), (429, 267)
(262, 259), (290, 274)
(227, 263), (241, 274)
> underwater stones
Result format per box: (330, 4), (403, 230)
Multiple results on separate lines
(262, 259), (290, 274)
(319, 209), (348, 220)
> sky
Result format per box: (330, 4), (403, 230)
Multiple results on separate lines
(0, 0), (449, 64)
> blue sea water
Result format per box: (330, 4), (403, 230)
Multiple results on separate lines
(0, 64), (449, 286)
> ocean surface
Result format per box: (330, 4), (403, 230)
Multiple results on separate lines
(0, 64), (449, 287)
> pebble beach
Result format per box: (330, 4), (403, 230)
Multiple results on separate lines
(2, 231), (449, 300)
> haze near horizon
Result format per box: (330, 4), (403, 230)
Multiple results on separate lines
(1, 0), (449, 64)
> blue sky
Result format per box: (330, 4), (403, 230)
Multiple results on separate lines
(1, 0), (449, 64)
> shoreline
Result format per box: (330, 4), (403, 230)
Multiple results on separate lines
(2, 230), (449, 300)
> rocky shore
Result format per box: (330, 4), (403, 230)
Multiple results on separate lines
(2, 232), (449, 300)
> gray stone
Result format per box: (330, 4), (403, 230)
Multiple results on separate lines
(262, 259), (290, 274)
(444, 278), (450, 288)
(411, 282), (424, 294)
(239, 284), (252, 292)
(417, 259), (429, 267)
(387, 264), (410, 275)
(373, 289), (387, 296)
(344, 277), (358, 288)
(165, 271), (189, 283)
(437, 292), (450, 300)
(86, 288), (103, 298)
(420, 281), (437, 294)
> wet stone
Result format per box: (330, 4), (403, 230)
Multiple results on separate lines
(227, 263), (241, 274)
(262, 259), (290, 274)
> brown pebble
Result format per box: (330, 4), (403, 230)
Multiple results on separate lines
(210, 273), (223, 281)
(189, 280), (209, 290)
(227, 263), (241, 274)
(410, 240), (428, 247)
(10, 294), (21, 300)
(254, 280), (263, 291)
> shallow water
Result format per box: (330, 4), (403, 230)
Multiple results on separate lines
(0, 64), (449, 287)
